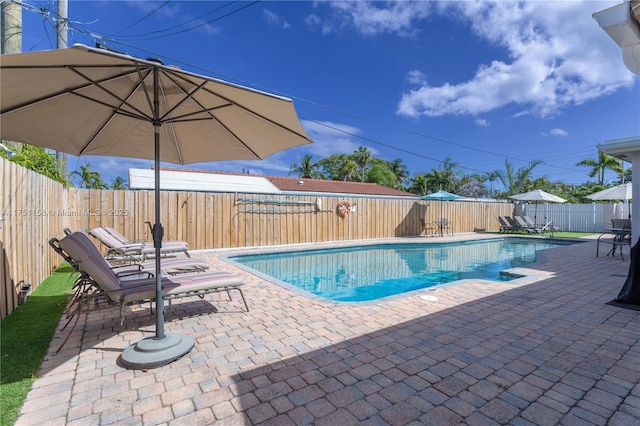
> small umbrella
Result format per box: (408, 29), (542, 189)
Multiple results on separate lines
(0, 44), (313, 369)
(509, 189), (567, 224)
(421, 190), (464, 236)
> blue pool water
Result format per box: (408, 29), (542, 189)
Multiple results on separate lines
(229, 238), (576, 302)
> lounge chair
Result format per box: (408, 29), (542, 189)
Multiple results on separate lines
(53, 230), (247, 325)
(512, 216), (541, 234)
(103, 226), (189, 249)
(88, 226), (190, 261)
(497, 216), (515, 233)
(514, 216), (559, 235)
(51, 231), (209, 277)
(504, 216), (527, 233)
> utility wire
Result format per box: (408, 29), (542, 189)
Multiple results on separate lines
(112, 0), (260, 41)
(18, 1), (593, 182)
(114, 0), (172, 35)
(111, 1), (240, 38)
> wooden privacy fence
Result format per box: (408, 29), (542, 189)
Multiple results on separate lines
(1, 158), (515, 318)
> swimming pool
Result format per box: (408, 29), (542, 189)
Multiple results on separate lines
(229, 238), (576, 302)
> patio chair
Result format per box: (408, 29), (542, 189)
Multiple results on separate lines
(437, 218), (453, 236)
(611, 219), (631, 230)
(50, 230), (247, 352)
(51, 231), (209, 277)
(419, 218), (438, 236)
(88, 226), (190, 261)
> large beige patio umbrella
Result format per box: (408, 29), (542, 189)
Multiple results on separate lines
(0, 44), (313, 369)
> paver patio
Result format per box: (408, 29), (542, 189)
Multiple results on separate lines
(15, 234), (640, 425)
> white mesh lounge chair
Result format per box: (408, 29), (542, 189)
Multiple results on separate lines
(58, 230), (246, 320)
(88, 226), (190, 261)
(50, 230), (247, 353)
(103, 226), (189, 250)
(52, 230), (208, 277)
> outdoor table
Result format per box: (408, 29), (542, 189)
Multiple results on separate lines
(597, 227), (632, 259)
(436, 218), (453, 237)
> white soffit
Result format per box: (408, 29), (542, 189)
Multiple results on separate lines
(129, 169), (281, 194)
(598, 136), (640, 161)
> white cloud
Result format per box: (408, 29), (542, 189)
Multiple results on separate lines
(313, 1), (635, 118)
(387, 1), (634, 118)
(549, 128), (569, 136)
(405, 69), (426, 85)
(301, 120), (375, 157)
(263, 10), (291, 29)
(186, 120), (376, 176)
(474, 118), (489, 127)
(312, 1), (433, 36)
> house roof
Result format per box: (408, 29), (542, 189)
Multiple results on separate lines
(129, 167), (417, 197)
(264, 175), (417, 197)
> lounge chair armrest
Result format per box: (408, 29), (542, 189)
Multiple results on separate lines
(116, 270), (154, 280)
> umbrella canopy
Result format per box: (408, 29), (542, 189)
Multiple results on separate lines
(0, 44), (313, 369)
(509, 189), (566, 225)
(587, 183), (633, 201)
(421, 190), (465, 202)
(1, 44), (311, 163)
(509, 189), (567, 203)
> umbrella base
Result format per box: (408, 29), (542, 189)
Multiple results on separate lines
(121, 333), (195, 369)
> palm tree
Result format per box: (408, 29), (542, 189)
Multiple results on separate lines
(408, 174), (430, 195)
(70, 164), (108, 189)
(353, 146), (372, 182)
(340, 159), (359, 181)
(485, 171), (501, 197)
(289, 154), (322, 179)
(425, 157), (460, 193)
(576, 152), (623, 185)
(111, 176), (127, 190)
(496, 159), (543, 195)
(457, 174), (487, 198)
(388, 158), (409, 188)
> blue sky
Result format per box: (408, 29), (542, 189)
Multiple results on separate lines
(18, 0), (640, 189)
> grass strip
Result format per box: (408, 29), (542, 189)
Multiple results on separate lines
(0, 264), (75, 426)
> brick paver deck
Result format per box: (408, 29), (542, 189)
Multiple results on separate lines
(16, 234), (640, 425)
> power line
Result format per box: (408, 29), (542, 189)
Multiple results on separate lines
(18, 1), (597, 184)
(110, 1), (260, 41)
(111, 1), (240, 38)
(114, 0), (172, 35)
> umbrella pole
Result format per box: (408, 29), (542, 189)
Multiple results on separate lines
(121, 68), (194, 369)
(153, 133), (165, 340)
(440, 199), (444, 237)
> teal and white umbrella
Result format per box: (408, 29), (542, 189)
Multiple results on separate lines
(421, 190), (464, 235)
